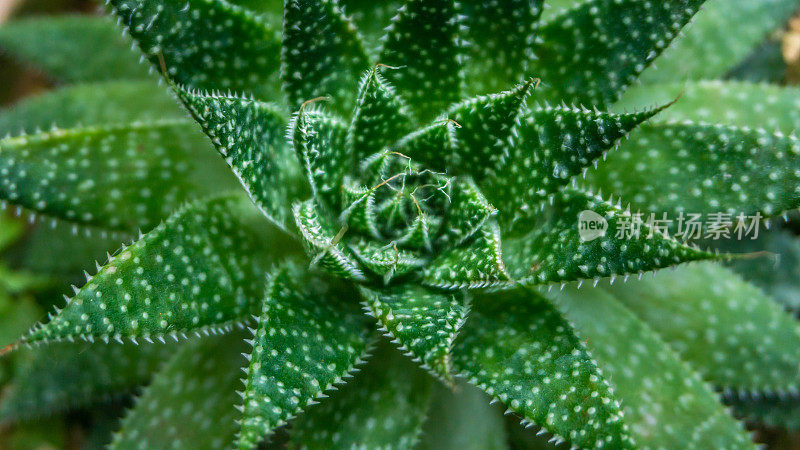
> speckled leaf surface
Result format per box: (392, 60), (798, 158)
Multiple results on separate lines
(503, 189), (716, 286)
(289, 343), (432, 449)
(107, 0), (282, 99)
(379, 0), (463, 121)
(0, 16), (149, 83)
(452, 289), (633, 449)
(0, 342), (173, 423)
(281, 0), (369, 114)
(20, 194), (271, 345)
(237, 264), (371, 449)
(177, 88), (306, 231)
(637, 0), (798, 84)
(727, 394), (800, 430)
(111, 334), (246, 450)
(588, 121), (800, 220)
(459, 0), (543, 96)
(607, 262), (800, 393)
(423, 222), (511, 289)
(552, 286), (755, 449)
(360, 285), (469, 380)
(0, 119), (229, 232)
(536, 0), (705, 108)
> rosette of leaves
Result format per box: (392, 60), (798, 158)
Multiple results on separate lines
(2, 0), (800, 448)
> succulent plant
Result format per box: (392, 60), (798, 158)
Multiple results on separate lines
(2, 0), (800, 448)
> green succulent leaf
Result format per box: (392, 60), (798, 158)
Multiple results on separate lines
(107, 0), (281, 99)
(536, 0), (705, 108)
(176, 87), (306, 232)
(607, 262), (800, 393)
(281, 0), (369, 114)
(727, 394), (800, 431)
(0, 80), (181, 135)
(637, 0), (799, 84)
(423, 221), (511, 289)
(418, 382), (508, 450)
(485, 103), (665, 230)
(359, 284), (469, 381)
(503, 188), (716, 286)
(289, 342), (432, 449)
(348, 239), (425, 281)
(291, 108), (350, 209)
(0, 342), (173, 423)
(0, 16), (149, 83)
(19, 194), (271, 345)
(588, 121), (800, 220)
(440, 177), (497, 247)
(459, 0), (543, 96)
(111, 334), (247, 449)
(348, 67), (414, 164)
(452, 289), (633, 449)
(293, 199), (366, 282)
(379, 0), (463, 121)
(552, 286), (755, 449)
(0, 119), (231, 232)
(237, 264), (371, 449)
(616, 81), (800, 132)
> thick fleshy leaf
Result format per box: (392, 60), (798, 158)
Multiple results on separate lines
(281, 0), (369, 114)
(616, 81), (800, 132)
(348, 67), (414, 164)
(452, 289), (633, 449)
(236, 264), (370, 448)
(0, 342), (172, 422)
(348, 238), (425, 281)
(588, 121), (800, 221)
(0, 16), (149, 83)
(289, 342), (432, 449)
(108, 0), (281, 99)
(340, 0), (401, 49)
(392, 121), (458, 170)
(727, 394), (800, 430)
(485, 103), (664, 230)
(293, 199), (366, 282)
(503, 188), (715, 286)
(607, 262), (800, 393)
(440, 177), (497, 247)
(423, 221), (511, 289)
(637, 0), (799, 84)
(418, 382), (507, 450)
(551, 286), (755, 449)
(176, 88), (306, 231)
(0, 119), (232, 232)
(535, 0), (705, 108)
(111, 334), (246, 449)
(18, 194), (271, 345)
(459, 0), (543, 96)
(360, 284), (469, 380)
(378, 0), (463, 121)
(291, 108), (350, 209)
(0, 81), (182, 134)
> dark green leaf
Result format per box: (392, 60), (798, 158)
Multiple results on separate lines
(236, 264), (371, 448)
(727, 393), (800, 430)
(453, 289), (633, 449)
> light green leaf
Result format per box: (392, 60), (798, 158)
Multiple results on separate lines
(111, 334), (246, 449)
(348, 238), (425, 281)
(18, 194), (271, 345)
(379, 0), (463, 121)
(176, 87), (306, 232)
(637, 0), (798, 84)
(440, 177), (497, 247)
(281, 0), (369, 114)
(503, 188), (716, 286)
(453, 289), (633, 449)
(551, 286), (755, 449)
(459, 0), (543, 96)
(0, 119), (232, 232)
(236, 264), (371, 448)
(108, 0), (282, 99)
(0, 341), (173, 423)
(0, 16), (149, 83)
(588, 121), (800, 220)
(535, 0), (705, 108)
(360, 284), (469, 380)
(289, 342), (432, 449)
(607, 262), (800, 393)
